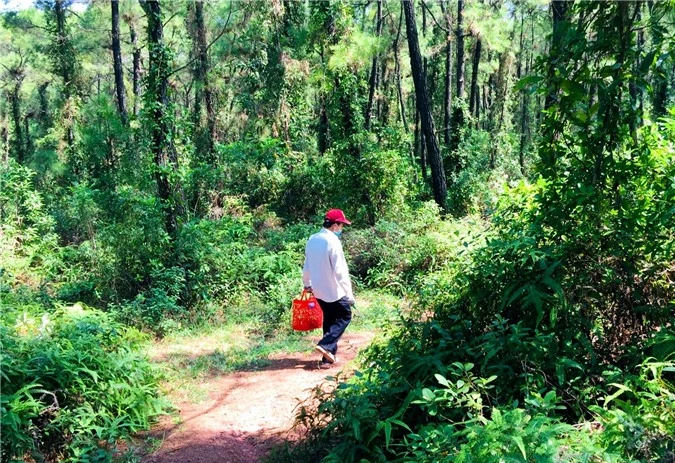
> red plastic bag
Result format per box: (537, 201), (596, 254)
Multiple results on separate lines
(292, 290), (323, 331)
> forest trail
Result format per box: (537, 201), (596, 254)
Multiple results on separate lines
(140, 332), (374, 463)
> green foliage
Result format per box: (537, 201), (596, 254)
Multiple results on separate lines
(288, 90), (675, 463)
(2, 2), (674, 461)
(1, 304), (168, 462)
(0, 159), (60, 300)
(592, 360), (675, 462)
(345, 202), (478, 294)
(217, 138), (297, 210)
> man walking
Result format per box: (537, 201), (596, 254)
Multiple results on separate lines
(302, 209), (355, 368)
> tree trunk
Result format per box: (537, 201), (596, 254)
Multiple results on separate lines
(393, 10), (415, 179)
(191, 0), (215, 156)
(365, 0), (382, 130)
(441, 0), (452, 147)
(480, 86), (486, 129)
(50, 0), (77, 149)
(516, 9), (525, 79)
(23, 114), (32, 157)
(469, 36), (481, 119)
(54, 0), (74, 98)
(455, 0), (465, 101)
(318, 95), (329, 154)
(475, 84), (481, 124)
(111, 0), (128, 125)
(125, 16), (142, 116)
(38, 82), (50, 125)
(378, 58), (389, 125)
(545, 0), (569, 110)
(394, 7), (408, 130)
(1, 124), (8, 164)
(9, 80), (25, 164)
(649, 1), (668, 118)
(403, 0), (447, 208)
(139, 0), (177, 238)
(489, 52), (512, 169)
(448, 0), (465, 158)
(518, 13), (535, 176)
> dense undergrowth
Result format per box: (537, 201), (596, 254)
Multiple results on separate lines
(278, 120), (675, 463)
(0, 147), (467, 461)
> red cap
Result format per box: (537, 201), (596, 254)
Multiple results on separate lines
(325, 209), (351, 225)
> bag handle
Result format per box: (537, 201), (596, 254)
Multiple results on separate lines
(300, 289), (314, 301)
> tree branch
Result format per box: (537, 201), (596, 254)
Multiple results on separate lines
(421, 0), (448, 33)
(167, 2), (235, 78)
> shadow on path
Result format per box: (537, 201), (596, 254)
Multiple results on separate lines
(143, 430), (287, 463)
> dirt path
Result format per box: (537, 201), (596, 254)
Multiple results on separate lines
(141, 332), (374, 463)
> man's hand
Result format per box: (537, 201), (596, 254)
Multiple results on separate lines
(304, 286), (313, 292)
(347, 297), (356, 306)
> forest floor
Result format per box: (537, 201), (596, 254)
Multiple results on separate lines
(136, 330), (375, 463)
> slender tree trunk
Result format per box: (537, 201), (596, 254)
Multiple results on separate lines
(365, 0), (382, 130)
(394, 8), (408, 130)
(1, 123), (8, 164)
(636, 4), (644, 121)
(422, 1), (428, 112)
(648, 2), (668, 118)
(38, 82), (50, 125)
(455, 0), (465, 101)
(50, 0), (77, 149)
(489, 52), (512, 169)
(139, 0), (177, 237)
(475, 85), (481, 124)
(191, 0), (215, 156)
(125, 17), (142, 116)
(469, 36), (481, 119)
(628, 3), (641, 135)
(111, 0), (128, 125)
(9, 81), (25, 164)
(482, 86), (488, 129)
(403, 0), (447, 208)
(318, 95), (329, 154)
(54, 0), (73, 99)
(379, 58), (389, 125)
(23, 114), (32, 156)
(518, 13), (535, 176)
(393, 9), (415, 179)
(516, 9), (525, 80)
(448, 0), (465, 158)
(514, 7), (525, 133)
(441, 0), (453, 147)
(545, 0), (569, 110)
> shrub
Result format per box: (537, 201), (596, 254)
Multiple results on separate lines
(290, 118), (675, 462)
(1, 304), (168, 462)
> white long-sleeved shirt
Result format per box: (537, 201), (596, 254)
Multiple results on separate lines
(302, 228), (354, 304)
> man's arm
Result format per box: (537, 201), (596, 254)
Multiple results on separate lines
(332, 243), (355, 305)
(302, 255), (311, 289)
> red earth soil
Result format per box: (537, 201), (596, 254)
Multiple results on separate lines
(141, 332), (374, 463)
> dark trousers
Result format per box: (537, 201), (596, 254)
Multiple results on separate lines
(317, 297), (352, 359)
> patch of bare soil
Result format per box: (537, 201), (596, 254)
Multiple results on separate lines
(141, 332), (374, 463)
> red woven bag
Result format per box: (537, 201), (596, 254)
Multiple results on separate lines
(292, 290), (323, 331)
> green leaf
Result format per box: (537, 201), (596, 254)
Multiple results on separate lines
(390, 419), (412, 432)
(560, 80), (586, 99)
(422, 388), (436, 401)
(512, 435), (527, 459)
(603, 384), (632, 406)
(640, 50), (657, 74)
(383, 420), (392, 448)
(435, 374), (450, 388)
(515, 75), (544, 91)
